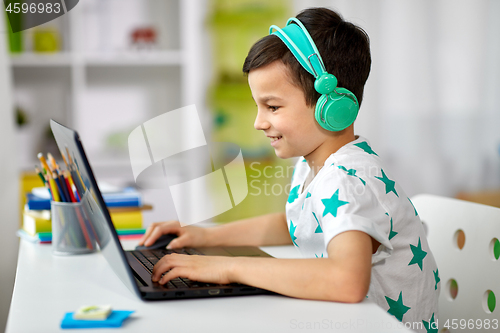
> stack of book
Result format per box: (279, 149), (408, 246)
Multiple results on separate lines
(18, 187), (150, 243)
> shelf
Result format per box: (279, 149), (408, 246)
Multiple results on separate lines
(10, 52), (73, 67)
(10, 50), (184, 67)
(84, 50), (184, 67)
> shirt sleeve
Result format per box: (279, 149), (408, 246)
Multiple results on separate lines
(310, 167), (393, 264)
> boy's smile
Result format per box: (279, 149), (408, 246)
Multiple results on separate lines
(248, 60), (355, 172)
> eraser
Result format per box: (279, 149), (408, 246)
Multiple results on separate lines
(73, 305), (112, 320)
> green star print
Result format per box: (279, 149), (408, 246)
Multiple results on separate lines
(288, 185), (300, 204)
(321, 189), (349, 218)
(312, 212), (323, 233)
(302, 192), (311, 210)
(289, 220), (298, 247)
(422, 313), (438, 333)
(408, 197), (418, 216)
(408, 237), (427, 271)
(338, 165), (366, 185)
(354, 141), (378, 156)
(375, 169), (399, 197)
(385, 291), (411, 322)
(389, 218), (398, 240)
(433, 269), (440, 290)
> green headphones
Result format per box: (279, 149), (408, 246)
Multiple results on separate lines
(270, 18), (359, 131)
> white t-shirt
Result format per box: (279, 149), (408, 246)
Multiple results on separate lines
(285, 136), (439, 331)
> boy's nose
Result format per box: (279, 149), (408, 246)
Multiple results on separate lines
(254, 110), (270, 131)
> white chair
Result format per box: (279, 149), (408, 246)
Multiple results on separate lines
(411, 194), (500, 332)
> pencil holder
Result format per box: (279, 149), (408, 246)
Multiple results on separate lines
(51, 201), (98, 256)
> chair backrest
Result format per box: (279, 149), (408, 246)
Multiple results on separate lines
(412, 194), (500, 332)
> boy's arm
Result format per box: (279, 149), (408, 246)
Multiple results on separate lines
(207, 212), (292, 247)
(230, 230), (372, 303)
(152, 230), (373, 303)
(139, 212), (290, 249)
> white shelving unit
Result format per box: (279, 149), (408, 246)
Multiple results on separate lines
(12, 0), (211, 224)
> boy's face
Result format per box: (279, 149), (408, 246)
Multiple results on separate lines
(248, 61), (327, 160)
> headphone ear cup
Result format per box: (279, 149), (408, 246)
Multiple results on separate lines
(315, 90), (359, 131)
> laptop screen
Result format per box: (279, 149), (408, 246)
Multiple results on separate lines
(50, 119), (141, 297)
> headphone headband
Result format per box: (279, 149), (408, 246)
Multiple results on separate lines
(269, 17), (359, 132)
(270, 18), (326, 78)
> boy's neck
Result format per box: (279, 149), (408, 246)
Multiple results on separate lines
(304, 129), (356, 177)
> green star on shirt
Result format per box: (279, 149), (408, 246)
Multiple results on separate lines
(385, 291), (411, 322)
(289, 220), (298, 247)
(302, 192), (312, 210)
(375, 169), (399, 197)
(354, 141), (378, 156)
(338, 165), (366, 186)
(408, 237), (427, 271)
(321, 189), (349, 218)
(312, 212), (323, 233)
(288, 185), (300, 204)
(408, 197), (418, 216)
(389, 218), (398, 240)
(422, 313), (438, 333)
(434, 269), (440, 290)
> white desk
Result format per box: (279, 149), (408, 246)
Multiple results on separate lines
(7, 240), (413, 333)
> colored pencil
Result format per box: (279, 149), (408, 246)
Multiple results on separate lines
(37, 153), (51, 174)
(35, 166), (46, 185)
(47, 172), (60, 202)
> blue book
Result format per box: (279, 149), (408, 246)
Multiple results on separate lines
(26, 188), (142, 210)
(16, 229), (52, 243)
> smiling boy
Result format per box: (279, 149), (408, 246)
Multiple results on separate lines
(140, 7), (439, 330)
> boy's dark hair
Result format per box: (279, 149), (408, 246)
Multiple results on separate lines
(243, 7), (371, 107)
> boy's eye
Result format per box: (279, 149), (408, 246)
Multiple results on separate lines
(268, 106), (280, 112)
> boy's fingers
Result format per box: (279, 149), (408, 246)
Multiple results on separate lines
(139, 223), (160, 245)
(152, 256), (179, 282)
(144, 227), (164, 247)
(141, 222), (180, 247)
(166, 233), (188, 249)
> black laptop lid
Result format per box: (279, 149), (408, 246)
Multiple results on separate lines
(50, 119), (142, 298)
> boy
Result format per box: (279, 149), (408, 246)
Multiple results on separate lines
(139, 7), (439, 329)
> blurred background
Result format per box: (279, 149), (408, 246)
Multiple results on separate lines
(1, 0), (500, 330)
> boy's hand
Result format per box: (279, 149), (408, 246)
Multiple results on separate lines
(151, 254), (236, 285)
(137, 221), (210, 249)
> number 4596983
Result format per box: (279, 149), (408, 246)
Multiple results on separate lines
(443, 319), (498, 330)
(5, 2), (61, 14)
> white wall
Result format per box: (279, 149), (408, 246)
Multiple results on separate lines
(0, 13), (20, 333)
(293, 0), (500, 198)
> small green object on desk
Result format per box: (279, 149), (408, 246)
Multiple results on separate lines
(61, 310), (134, 329)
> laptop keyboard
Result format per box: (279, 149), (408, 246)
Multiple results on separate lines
(131, 248), (218, 289)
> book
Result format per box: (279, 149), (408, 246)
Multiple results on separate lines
(26, 187), (143, 210)
(22, 208), (143, 234)
(16, 229), (52, 243)
(17, 229), (146, 243)
(109, 210), (143, 230)
(23, 207), (51, 236)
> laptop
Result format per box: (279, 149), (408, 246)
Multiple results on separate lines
(50, 119), (273, 300)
